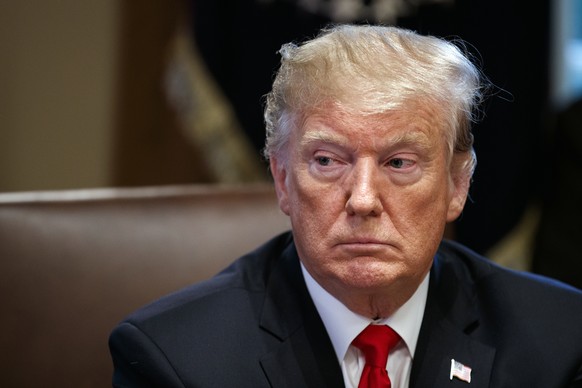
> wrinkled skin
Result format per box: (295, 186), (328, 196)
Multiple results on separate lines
(270, 104), (470, 318)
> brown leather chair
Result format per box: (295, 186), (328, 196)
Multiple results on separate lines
(0, 184), (289, 387)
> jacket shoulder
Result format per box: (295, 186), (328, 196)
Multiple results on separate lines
(120, 231), (294, 327)
(438, 239), (582, 301)
(432, 240), (582, 386)
(109, 232), (295, 386)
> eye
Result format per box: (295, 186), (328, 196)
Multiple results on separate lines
(310, 152), (346, 179)
(316, 156), (333, 166)
(387, 157), (415, 170)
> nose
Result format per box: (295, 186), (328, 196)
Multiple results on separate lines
(345, 159), (383, 217)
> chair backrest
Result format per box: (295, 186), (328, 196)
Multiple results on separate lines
(0, 184), (290, 387)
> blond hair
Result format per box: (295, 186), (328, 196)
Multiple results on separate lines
(263, 24), (484, 177)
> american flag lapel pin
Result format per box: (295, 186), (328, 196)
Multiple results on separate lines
(450, 359), (472, 383)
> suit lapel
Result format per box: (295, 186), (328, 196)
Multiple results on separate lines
(411, 314), (495, 387)
(254, 236), (497, 387)
(411, 250), (496, 388)
(258, 241), (344, 388)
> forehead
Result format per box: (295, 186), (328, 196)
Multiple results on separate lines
(296, 104), (445, 151)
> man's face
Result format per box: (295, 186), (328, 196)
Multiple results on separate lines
(271, 104), (469, 314)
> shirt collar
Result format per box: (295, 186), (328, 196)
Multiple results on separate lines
(301, 263), (429, 364)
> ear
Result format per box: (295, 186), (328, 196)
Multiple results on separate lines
(446, 157), (471, 223)
(270, 156), (291, 216)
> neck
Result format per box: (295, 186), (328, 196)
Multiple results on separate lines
(325, 279), (422, 319)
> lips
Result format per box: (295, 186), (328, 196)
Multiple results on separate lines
(341, 238), (387, 245)
(334, 237), (396, 252)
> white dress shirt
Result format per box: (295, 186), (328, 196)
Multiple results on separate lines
(301, 264), (429, 388)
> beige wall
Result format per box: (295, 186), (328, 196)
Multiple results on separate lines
(0, 1), (119, 192)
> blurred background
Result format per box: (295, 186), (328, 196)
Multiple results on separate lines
(1, 0), (581, 287)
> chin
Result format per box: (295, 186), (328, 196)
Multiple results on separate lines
(338, 262), (402, 288)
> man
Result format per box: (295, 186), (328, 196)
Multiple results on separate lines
(109, 25), (582, 387)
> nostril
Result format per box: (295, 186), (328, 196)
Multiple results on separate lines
(345, 190), (382, 217)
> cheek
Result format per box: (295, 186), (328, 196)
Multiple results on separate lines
(289, 179), (339, 233)
(286, 172), (345, 252)
(289, 163), (344, 210)
(386, 192), (445, 278)
(391, 181), (450, 240)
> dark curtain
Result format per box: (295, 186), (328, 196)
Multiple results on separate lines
(191, 0), (550, 255)
(533, 99), (582, 289)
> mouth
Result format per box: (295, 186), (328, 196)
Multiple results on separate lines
(337, 236), (391, 245)
(335, 238), (395, 251)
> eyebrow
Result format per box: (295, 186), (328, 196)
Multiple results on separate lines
(388, 131), (433, 150)
(300, 129), (434, 152)
(300, 131), (347, 147)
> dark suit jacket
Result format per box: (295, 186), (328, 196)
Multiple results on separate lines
(109, 232), (582, 387)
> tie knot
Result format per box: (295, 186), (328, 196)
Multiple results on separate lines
(352, 325), (400, 368)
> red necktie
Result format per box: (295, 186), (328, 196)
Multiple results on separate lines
(352, 325), (401, 388)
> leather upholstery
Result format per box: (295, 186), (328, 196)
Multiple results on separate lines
(0, 184), (289, 387)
